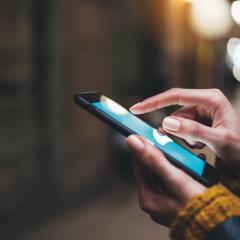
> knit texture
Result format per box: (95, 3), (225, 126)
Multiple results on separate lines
(170, 184), (240, 240)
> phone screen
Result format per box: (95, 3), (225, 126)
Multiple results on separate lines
(92, 96), (205, 176)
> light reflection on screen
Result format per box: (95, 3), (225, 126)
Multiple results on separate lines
(92, 97), (205, 176)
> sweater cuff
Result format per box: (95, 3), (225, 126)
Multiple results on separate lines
(170, 184), (240, 240)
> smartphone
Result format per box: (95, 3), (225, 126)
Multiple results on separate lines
(74, 92), (219, 187)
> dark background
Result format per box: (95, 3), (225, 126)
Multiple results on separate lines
(0, 0), (239, 239)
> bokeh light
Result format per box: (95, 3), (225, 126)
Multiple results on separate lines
(233, 45), (240, 66)
(233, 62), (240, 81)
(227, 38), (240, 65)
(191, 0), (232, 39)
(231, 1), (240, 25)
(226, 38), (240, 81)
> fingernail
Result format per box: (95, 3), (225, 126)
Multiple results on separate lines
(162, 117), (181, 132)
(127, 135), (145, 152)
(129, 103), (142, 113)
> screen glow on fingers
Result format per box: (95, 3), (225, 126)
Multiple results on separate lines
(93, 97), (205, 176)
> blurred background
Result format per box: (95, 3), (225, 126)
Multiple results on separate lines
(1, 0), (240, 239)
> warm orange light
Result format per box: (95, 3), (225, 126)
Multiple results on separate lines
(191, 0), (232, 39)
(181, 0), (196, 3)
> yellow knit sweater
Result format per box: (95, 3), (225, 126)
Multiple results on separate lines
(170, 183), (240, 240)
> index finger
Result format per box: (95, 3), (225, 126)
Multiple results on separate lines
(130, 88), (211, 114)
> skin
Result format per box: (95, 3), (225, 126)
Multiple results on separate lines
(127, 88), (240, 227)
(127, 135), (206, 227)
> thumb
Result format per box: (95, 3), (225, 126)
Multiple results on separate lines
(162, 116), (220, 149)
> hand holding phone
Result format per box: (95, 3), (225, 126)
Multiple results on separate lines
(130, 88), (240, 173)
(74, 92), (219, 186)
(128, 136), (206, 227)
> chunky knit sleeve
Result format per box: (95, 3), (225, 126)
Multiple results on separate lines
(170, 184), (240, 240)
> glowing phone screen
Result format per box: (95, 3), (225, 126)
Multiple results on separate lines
(92, 96), (205, 176)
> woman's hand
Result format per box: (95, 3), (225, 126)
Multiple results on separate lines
(127, 135), (206, 227)
(130, 88), (240, 171)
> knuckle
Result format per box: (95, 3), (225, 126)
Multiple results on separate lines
(216, 130), (239, 155)
(168, 88), (180, 99)
(221, 130), (235, 143)
(141, 144), (152, 160)
(211, 88), (223, 96)
(209, 89), (227, 105)
(169, 88), (181, 104)
(169, 171), (184, 185)
(142, 145), (159, 169)
(170, 170), (189, 190)
(148, 158), (159, 171)
(153, 99), (160, 109)
(146, 96), (160, 109)
(169, 87), (180, 93)
(191, 122), (201, 137)
(139, 199), (154, 213)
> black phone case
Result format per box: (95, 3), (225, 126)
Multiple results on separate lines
(74, 94), (219, 187)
